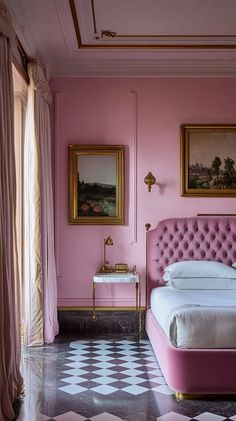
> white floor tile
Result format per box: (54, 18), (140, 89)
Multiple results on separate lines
(122, 377), (146, 385)
(62, 368), (88, 376)
(92, 344), (115, 349)
(150, 376), (167, 385)
(93, 376), (117, 385)
(156, 412), (191, 421)
(91, 385), (118, 395)
(90, 413), (125, 421)
(122, 384), (149, 395)
(92, 349), (114, 355)
(152, 385), (173, 395)
(148, 369), (163, 376)
(53, 412), (86, 420)
(194, 412), (226, 421)
(120, 362), (142, 369)
(118, 356), (138, 362)
(65, 362), (89, 368)
(68, 349), (92, 355)
(92, 368), (116, 376)
(59, 384), (87, 395)
(92, 361), (114, 368)
(146, 362), (160, 369)
(92, 355), (114, 361)
(120, 368), (143, 376)
(117, 350), (138, 355)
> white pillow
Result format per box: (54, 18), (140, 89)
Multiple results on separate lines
(232, 262), (236, 269)
(164, 260), (236, 279)
(168, 277), (236, 289)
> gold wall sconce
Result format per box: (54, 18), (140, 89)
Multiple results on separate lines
(144, 172), (156, 192)
(100, 236), (114, 273)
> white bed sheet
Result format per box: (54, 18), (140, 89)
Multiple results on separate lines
(150, 286), (236, 348)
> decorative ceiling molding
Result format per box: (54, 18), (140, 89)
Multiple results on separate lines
(7, 0), (236, 77)
(51, 57), (236, 77)
(54, 0), (78, 52)
(69, 0), (236, 49)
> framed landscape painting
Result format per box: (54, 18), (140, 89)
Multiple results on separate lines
(181, 124), (236, 197)
(68, 145), (125, 224)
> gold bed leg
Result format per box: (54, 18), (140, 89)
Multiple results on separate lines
(175, 392), (208, 400)
(175, 392), (203, 400)
(175, 392), (236, 400)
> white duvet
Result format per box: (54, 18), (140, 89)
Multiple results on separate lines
(150, 286), (236, 348)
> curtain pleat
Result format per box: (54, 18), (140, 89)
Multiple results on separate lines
(0, 34), (23, 420)
(23, 81), (44, 346)
(35, 90), (59, 343)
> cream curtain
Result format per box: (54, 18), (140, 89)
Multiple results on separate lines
(0, 2), (23, 420)
(23, 63), (59, 345)
(23, 76), (43, 345)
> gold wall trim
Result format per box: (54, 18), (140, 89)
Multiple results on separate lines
(69, 0), (83, 47)
(114, 34), (236, 39)
(69, 0), (236, 49)
(91, 0), (97, 34)
(58, 306), (146, 312)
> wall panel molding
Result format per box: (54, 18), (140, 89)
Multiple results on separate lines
(54, 91), (63, 280)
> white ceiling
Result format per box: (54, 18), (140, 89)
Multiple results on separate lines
(6, 0), (236, 77)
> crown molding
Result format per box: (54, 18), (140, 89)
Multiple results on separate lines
(53, 0), (78, 52)
(51, 57), (236, 77)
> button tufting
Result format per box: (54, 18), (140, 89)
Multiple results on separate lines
(150, 218), (236, 285)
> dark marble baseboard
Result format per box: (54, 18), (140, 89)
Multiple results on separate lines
(58, 310), (146, 335)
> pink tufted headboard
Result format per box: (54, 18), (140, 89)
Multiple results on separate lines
(147, 217), (236, 304)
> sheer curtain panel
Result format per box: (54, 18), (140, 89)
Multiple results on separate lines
(23, 63), (59, 345)
(0, 2), (23, 420)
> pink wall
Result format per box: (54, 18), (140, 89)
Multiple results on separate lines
(51, 77), (236, 308)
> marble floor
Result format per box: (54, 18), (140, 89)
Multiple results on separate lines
(15, 334), (236, 421)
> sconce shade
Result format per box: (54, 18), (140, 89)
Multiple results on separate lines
(104, 236), (113, 246)
(144, 172), (156, 192)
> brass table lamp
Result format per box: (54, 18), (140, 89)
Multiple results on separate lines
(100, 236), (113, 272)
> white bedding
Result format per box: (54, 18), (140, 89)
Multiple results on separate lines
(150, 286), (236, 348)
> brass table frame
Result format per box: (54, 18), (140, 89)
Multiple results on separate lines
(92, 272), (142, 334)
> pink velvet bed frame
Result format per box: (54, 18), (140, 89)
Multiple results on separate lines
(145, 216), (236, 395)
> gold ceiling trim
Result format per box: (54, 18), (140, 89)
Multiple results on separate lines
(69, 0), (82, 47)
(91, 0), (97, 34)
(69, 0), (236, 49)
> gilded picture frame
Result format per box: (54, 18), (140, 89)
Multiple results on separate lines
(68, 145), (125, 224)
(180, 124), (236, 197)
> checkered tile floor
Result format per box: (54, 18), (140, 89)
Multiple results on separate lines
(17, 410), (236, 420)
(59, 339), (172, 396)
(16, 336), (236, 420)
